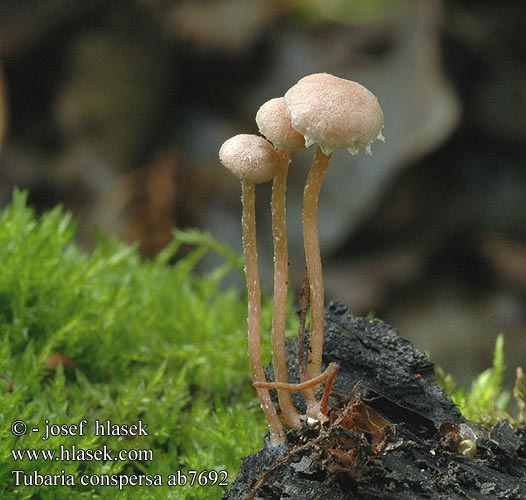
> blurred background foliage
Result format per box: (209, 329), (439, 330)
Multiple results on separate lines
(0, 0), (524, 387)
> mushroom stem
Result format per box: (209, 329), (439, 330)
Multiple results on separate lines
(297, 274), (310, 383)
(319, 362), (339, 416)
(271, 151), (301, 429)
(253, 362), (339, 392)
(242, 180), (285, 444)
(296, 273), (321, 416)
(303, 146), (332, 396)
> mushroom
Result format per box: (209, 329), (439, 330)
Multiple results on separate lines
(219, 133), (285, 444)
(255, 97), (305, 428)
(256, 97), (305, 153)
(284, 73), (384, 401)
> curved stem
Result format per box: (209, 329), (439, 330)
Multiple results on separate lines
(242, 180), (285, 445)
(254, 362), (340, 422)
(271, 151), (301, 429)
(302, 147), (332, 397)
(319, 363), (339, 416)
(253, 362), (339, 392)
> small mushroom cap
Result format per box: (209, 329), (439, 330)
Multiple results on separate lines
(284, 73), (384, 155)
(219, 134), (281, 184)
(255, 97), (305, 151)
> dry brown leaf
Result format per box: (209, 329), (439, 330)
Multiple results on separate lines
(44, 353), (75, 370)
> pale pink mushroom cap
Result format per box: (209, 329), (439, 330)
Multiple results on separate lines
(255, 97), (305, 151)
(284, 73), (384, 155)
(219, 134), (281, 184)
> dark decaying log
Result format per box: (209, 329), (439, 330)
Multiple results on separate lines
(224, 302), (526, 499)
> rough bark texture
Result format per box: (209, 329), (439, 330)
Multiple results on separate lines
(224, 302), (526, 499)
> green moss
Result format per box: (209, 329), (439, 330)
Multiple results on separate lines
(0, 191), (272, 499)
(437, 334), (525, 428)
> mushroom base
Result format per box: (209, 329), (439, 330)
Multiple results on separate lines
(223, 302), (526, 500)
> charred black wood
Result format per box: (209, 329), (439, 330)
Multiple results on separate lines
(224, 302), (526, 500)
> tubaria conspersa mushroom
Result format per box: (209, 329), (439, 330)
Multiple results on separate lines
(283, 73), (384, 406)
(219, 133), (286, 444)
(219, 73), (384, 444)
(255, 97), (305, 429)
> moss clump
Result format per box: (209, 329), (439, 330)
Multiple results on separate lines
(437, 334), (525, 428)
(0, 191), (270, 499)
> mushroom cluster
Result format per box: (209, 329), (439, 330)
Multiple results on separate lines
(219, 73), (384, 445)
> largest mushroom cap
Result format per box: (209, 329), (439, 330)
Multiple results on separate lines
(219, 134), (281, 184)
(284, 73), (384, 155)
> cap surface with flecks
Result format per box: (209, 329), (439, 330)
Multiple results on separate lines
(256, 97), (305, 151)
(219, 134), (281, 184)
(284, 73), (384, 155)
